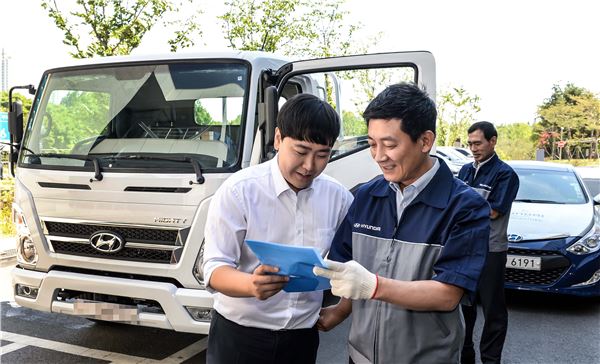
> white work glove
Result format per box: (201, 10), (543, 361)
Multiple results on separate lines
(313, 260), (378, 300)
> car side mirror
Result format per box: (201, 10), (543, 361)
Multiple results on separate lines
(594, 193), (600, 205)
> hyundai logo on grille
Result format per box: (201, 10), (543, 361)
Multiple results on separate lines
(507, 234), (523, 242)
(89, 231), (125, 253)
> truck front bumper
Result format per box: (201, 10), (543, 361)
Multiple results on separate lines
(11, 267), (213, 334)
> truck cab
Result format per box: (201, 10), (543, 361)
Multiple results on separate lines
(9, 50), (435, 334)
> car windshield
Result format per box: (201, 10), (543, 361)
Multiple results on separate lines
(20, 62), (249, 172)
(513, 168), (587, 204)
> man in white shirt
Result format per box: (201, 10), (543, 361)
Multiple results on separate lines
(202, 93), (353, 364)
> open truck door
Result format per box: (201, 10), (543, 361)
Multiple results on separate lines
(259, 51), (436, 191)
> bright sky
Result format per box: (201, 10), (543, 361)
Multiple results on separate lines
(1, 0), (598, 125)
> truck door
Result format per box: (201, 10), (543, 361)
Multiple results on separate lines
(262, 51), (436, 191)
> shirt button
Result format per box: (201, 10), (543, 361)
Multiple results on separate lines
(386, 256), (391, 262)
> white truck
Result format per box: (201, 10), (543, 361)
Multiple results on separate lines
(8, 50), (435, 334)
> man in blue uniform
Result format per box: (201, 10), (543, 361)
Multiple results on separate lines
(458, 121), (520, 364)
(313, 83), (490, 363)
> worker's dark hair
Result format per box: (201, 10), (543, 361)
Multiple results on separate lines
(363, 82), (437, 142)
(277, 93), (340, 147)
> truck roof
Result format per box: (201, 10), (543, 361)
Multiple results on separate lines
(44, 50), (292, 72)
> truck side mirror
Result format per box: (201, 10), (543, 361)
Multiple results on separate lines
(262, 86), (278, 161)
(8, 101), (24, 145)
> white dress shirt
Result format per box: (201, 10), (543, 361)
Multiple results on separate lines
(203, 156), (353, 330)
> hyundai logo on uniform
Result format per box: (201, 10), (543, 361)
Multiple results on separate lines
(89, 231), (125, 253)
(507, 234), (523, 242)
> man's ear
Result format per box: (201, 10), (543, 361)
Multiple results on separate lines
(490, 135), (497, 148)
(274, 127), (282, 151)
(420, 130), (436, 153)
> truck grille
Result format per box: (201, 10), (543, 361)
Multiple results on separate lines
(43, 219), (188, 264)
(51, 240), (174, 264)
(45, 221), (178, 244)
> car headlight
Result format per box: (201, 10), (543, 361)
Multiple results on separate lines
(12, 203), (38, 266)
(567, 224), (600, 255)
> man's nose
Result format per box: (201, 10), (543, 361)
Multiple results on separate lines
(302, 156), (315, 172)
(373, 145), (388, 162)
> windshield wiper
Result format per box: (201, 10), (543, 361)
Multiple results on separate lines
(110, 154), (205, 184)
(30, 153), (104, 181)
(514, 199), (566, 204)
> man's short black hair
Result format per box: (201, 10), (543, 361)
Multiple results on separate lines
(362, 82), (437, 142)
(277, 93), (340, 147)
(468, 121), (497, 141)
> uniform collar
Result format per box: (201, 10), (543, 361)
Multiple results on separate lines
(371, 157), (451, 209)
(472, 152), (498, 170)
(389, 158), (439, 196)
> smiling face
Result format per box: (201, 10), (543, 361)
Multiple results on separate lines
(274, 128), (332, 192)
(367, 118), (434, 186)
(467, 129), (497, 163)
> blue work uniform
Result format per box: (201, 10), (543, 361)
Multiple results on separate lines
(458, 153), (520, 251)
(458, 153), (519, 364)
(329, 159), (490, 364)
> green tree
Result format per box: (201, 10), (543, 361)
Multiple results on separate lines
(0, 92), (33, 121)
(41, 91), (110, 152)
(41, 0), (199, 58)
(496, 123), (536, 160)
(219, 0), (312, 53)
(342, 110), (366, 137)
(535, 83), (600, 159)
(219, 0), (360, 58)
(436, 87), (481, 147)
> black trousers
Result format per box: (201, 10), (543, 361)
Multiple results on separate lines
(461, 251), (508, 364)
(207, 311), (319, 364)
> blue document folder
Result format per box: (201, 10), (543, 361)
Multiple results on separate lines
(245, 240), (331, 292)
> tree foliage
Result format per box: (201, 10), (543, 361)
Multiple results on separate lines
(535, 83), (600, 159)
(219, 0), (311, 53)
(436, 87), (481, 147)
(41, 91), (109, 152)
(40, 0), (199, 58)
(219, 0), (360, 58)
(496, 123), (537, 160)
(0, 92), (33, 120)
(342, 110), (366, 137)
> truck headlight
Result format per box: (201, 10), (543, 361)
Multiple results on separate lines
(13, 203), (38, 266)
(192, 238), (205, 287)
(567, 225), (600, 255)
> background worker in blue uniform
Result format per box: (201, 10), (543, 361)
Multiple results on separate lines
(202, 94), (353, 364)
(313, 83), (491, 364)
(458, 121), (520, 364)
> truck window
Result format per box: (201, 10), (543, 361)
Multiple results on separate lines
(281, 66), (415, 158)
(20, 62), (249, 172)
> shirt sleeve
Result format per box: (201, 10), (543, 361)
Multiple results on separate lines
(488, 168), (520, 215)
(327, 199), (356, 263)
(202, 181), (248, 291)
(432, 192), (490, 302)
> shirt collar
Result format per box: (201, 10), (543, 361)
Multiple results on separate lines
(472, 152), (497, 169)
(270, 154), (315, 197)
(372, 156), (453, 208)
(389, 158), (439, 196)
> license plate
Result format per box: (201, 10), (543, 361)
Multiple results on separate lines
(72, 299), (139, 321)
(506, 255), (541, 271)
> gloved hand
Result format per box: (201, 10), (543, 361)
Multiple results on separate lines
(313, 260), (378, 300)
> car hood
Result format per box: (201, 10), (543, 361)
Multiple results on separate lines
(507, 202), (593, 241)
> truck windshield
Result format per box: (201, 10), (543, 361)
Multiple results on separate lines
(20, 62), (249, 172)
